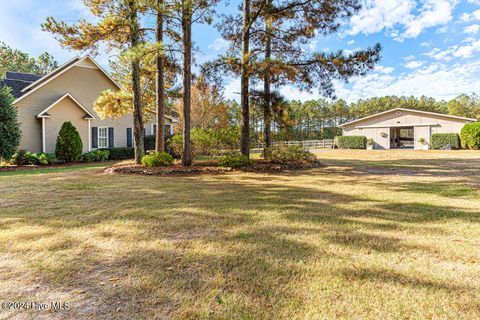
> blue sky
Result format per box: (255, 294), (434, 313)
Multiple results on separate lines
(0, 0), (479, 103)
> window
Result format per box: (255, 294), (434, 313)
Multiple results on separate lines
(98, 127), (109, 148)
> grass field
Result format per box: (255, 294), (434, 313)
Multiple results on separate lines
(0, 150), (479, 319)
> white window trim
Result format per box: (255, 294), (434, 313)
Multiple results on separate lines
(98, 127), (109, 149)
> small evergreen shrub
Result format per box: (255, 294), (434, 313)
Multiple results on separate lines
(102, 147), (134, 160)
(0, 86), (21, 160)
(55, 122), (83, 162)
(460, 122), (480, 150)
(431, 133), (460, 150)
(218, 152), (252, 167)
(263, 145), (316, 164)
(335, 136), (367, 149)
(141, 152), (174, 167)
(81, 150), (110, 162)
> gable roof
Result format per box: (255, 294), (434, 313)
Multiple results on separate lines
(14, 56), (121, 104)
(339, 108), (477, 127)
(36, 93), (96, 120)
(1, 72), (43, 98)
(6, 72), (42, 82)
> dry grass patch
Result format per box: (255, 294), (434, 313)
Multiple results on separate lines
(0, 150), (479, 319)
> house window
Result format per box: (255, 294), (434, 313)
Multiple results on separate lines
(98, 127), (109, 148)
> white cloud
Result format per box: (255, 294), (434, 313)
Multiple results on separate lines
(460, 9), (480, 22)
(347, 40), (355, 45)
(463, 24), (480, 34)
(347, 0), (456, 41)
(208, 38), (229, 51)
(334, 61), (480, 102)
(404, 60), (424, 69)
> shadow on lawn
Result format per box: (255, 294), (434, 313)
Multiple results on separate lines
(0, 163), (479, 318)
(319, 157), (480, 181)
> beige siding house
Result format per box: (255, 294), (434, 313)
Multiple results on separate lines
(341, 108), (476, 150)
(4, 56), (177, 154)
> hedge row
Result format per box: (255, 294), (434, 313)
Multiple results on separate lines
(431, 133), (460, 150)
(100, 147), (135, 160)
(335, 136), (367, 149)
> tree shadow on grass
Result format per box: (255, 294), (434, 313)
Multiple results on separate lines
(0, 169), (479, 318)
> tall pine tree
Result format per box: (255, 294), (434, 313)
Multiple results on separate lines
(43, 0), (147, 164)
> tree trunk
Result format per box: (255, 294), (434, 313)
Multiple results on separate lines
(128, 1), (144, 164)
(155, 0), (166, 153)
(263, 0), (272, 149)
(240, 0), (250, 157)
(181, 0), (192, 166)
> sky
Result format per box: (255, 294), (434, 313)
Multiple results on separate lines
(0, 0), (479, 103)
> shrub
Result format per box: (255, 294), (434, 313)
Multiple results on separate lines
(55, 122), (83, 162)
(460, 122), (480, 150)
(263, 145), (316, 164)
(11, 150), (30, 166)
(0, 86), (21, 160)
(37, 153), (55, 165)
(335, 136), (367, 149)
(169, 127), (240, 158)
(218, 152), (252, 167)
(102, 147), (134, 160)
(10, 151), (54, 166)
(141, 152), (174, 167)
(81, 150), (110, 162)
(431, 133), (460, 150)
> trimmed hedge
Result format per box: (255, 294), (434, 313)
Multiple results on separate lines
(431, 133), (460, 150)
(460, 122), (480, 150)
(101, 147), (135, 160)
(81, 150), (110, 162)
(335, 136), (367, 149)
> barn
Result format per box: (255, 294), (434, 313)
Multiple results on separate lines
(340, 108), (476, 150)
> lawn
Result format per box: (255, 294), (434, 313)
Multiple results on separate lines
(0, 150), (479, 319)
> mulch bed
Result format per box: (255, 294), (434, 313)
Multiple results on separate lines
(105, 160), (323, 176)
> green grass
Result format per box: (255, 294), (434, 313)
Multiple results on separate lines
(0, 150), (479, 319)
(0, 162), (112, 177)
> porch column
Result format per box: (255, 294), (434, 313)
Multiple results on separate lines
(42, 117), (46, 153)
(88, 119), (92, 151)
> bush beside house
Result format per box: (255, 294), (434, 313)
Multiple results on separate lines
(0, 86), (21, 160)
(460, 123), (480, 150)
(335, 136), (367, 149)
(431, 133), (460, 150)
(55, 122), (83, 162)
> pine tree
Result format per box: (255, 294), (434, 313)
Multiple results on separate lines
(204, 0), (382, 153)
(43, 0), (147, 164)
(0, 86), (21, 160)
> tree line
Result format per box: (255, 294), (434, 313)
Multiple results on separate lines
(174, 82), (480, 143)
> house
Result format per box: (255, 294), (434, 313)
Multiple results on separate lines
(340, 108), (476, 150)
(1, 56), (177, 154)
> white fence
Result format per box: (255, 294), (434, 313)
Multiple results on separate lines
(255, 139), (334, 150)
